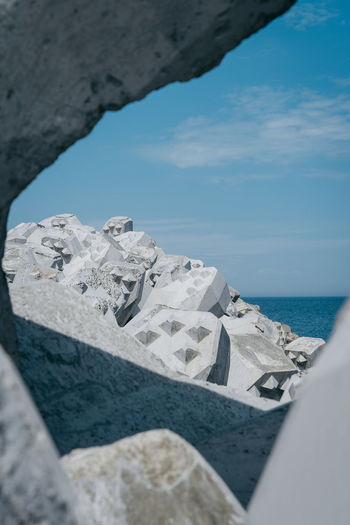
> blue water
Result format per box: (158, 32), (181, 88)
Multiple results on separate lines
(243, 297), (347, 341)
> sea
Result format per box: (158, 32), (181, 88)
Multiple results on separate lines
(243, 296), (347, 341)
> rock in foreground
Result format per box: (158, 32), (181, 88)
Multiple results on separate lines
(0, 343), (77, 525)
(62, 429), (245, 525)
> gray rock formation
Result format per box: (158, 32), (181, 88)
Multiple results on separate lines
(5, 214), (324, 408)
(247, 298), (350, 525)
(125, 308), (231, 383)
(143, 266), (231, 316)
(0, 343), (78, 525)
(227, 334), (298, 400)
(9, 276), (290, 509)
(62, 429), (246, 525)
(197, 404), (289, 507)
(10, 279), (170, 377)
(6, 214), (322, 405)
(285, 336), (324, 369)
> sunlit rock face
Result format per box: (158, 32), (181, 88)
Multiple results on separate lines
(125, 308), (231, 384)
(247, 299), (350, 525)
(61, 429), (246, 525)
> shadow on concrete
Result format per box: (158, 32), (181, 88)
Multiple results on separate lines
(15, 315), (289, 507)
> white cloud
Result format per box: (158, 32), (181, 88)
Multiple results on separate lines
(138, 86), (350, 170)
(284, 2), (338, 31)
(333, 77), (350, 87)
(149, 227), (350, 260)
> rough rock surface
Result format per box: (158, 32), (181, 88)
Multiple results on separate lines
(222, 310), (282, 346)
(10, 276), (290, 509)
(247, 299), (350, 525)
(0, 0), (296, 212)
(10, 278), (274, 444)
(10, 279), (171, 377)
(125, 308), (231, 383)
(62, 429), (245, 525)
(5, 215), (148, 325)
(227, 334), (298, 400)
(0, 207), (17, 362)
(144, 265), (231, 316)
(284, 336), (324, 369)
(197, 404), (289, 507)
(0, 343), (77, 525)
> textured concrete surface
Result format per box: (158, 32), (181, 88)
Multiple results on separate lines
(6, 215), (311, 404)
(0, 343), (78, 525)
(197, 404), (289, 507)
(247, 299), (350, 525)
(125, 308), (231, 383)
(0, 206), (17, 361)
(11, 279), (286, 506)
(62, 429), (246, 525)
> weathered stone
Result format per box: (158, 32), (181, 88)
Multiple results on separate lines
(197, 404), (290, 507)
(112, 231), (157, 269)
(102, 216), (133, 241)
(143, 266), (231, 317)
(226, 334), (297, 400)
(222, 311), (281, 346)
(10, 278), (278, 476)
(0, 0), (296, 214)
(285, 336), (325, 369)
(229, 286), (241, 302)
(0, 207), (17, 361)
(126, 308), (230, 384)
(235, 298), (261, 317)
(10, 279), (169, 376)
(62, 429), (245, 525)
(0, 343), (78, 525)
(274, 321), (298, 345)
(247, 299), (350, 525)
(148, 253), (192, 288)
(61, 261), (145, 325)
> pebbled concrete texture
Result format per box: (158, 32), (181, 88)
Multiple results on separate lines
(197, 404), (289, 507)
(62, 429), (246, 525)
(0, 343), (78, 525)
(11, 279), (285, 506)
(247, 299), (350, 525)
(0, 206), (17, 361)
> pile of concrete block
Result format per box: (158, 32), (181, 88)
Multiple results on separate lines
(4, 214), (325, 405)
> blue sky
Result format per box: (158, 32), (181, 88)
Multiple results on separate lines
(8, 0), (350, 296)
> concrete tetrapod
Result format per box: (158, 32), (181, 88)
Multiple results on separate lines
(125, 308), (231, 384)
(142, 266), (231, 317)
